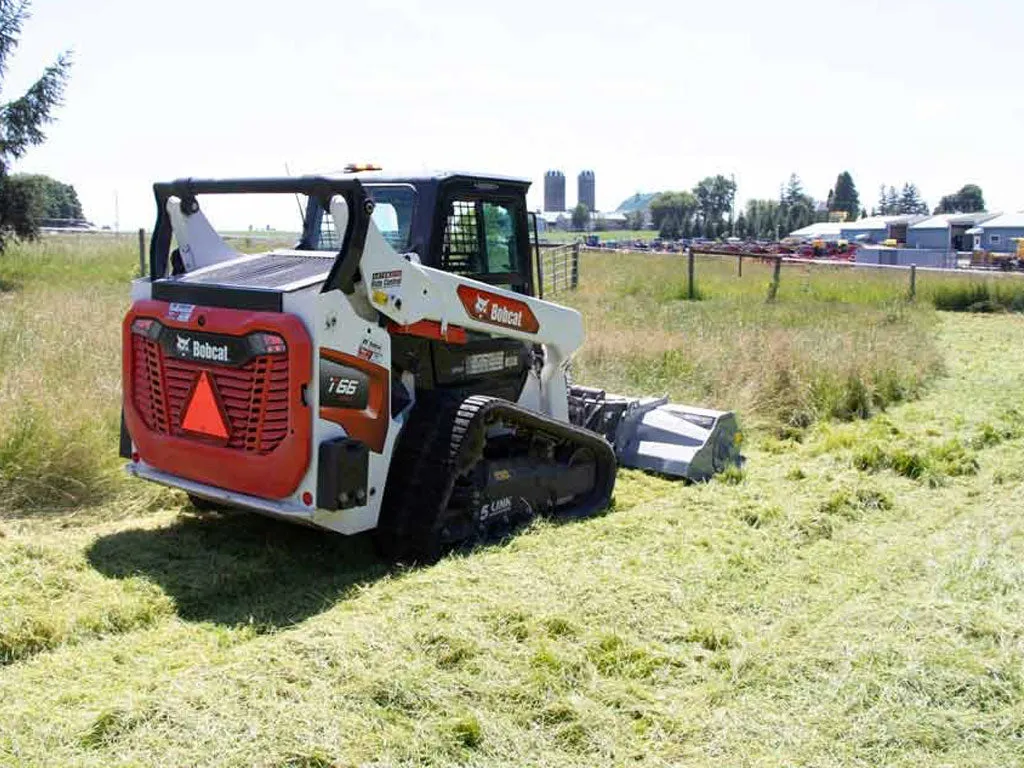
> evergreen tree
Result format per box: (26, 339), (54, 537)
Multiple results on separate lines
(0, 1), (72, 252)
(831, 171), (860, 220)
(780, 174), (815, 232)
(784, 173), (805, 206)
(735, 212), (747, 239)
(897, 183), (928, 215)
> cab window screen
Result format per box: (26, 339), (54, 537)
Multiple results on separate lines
(482, 202), (517, 273)
(442, 200), (481, 275)
(442, 199), (521, 285)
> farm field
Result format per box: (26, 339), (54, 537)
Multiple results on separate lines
(542, 229), (652, 244)
(1, 237), (1023, 767)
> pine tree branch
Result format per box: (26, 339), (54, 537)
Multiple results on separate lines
(0, 0), (31, 88)
(0, 51), (70, 160)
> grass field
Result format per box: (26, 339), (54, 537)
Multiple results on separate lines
(2, 236), (1024, 767)
(542, 230), (652, 244)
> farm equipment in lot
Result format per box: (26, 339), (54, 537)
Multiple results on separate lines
(970, 241), (1024, 271)
(120, 170), (741, 559)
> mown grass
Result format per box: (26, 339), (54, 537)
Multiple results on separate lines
(2, 237), (1024, 766)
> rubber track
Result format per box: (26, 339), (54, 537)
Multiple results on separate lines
(375, 393), (617, 562)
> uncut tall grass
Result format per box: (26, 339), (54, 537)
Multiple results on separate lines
(565, 252), (944, 433)
(0, 237), (136, 510)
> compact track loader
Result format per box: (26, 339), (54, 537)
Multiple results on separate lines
(121, 170), (740, 559)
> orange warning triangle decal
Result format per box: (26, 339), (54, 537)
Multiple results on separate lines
(181, 371), (229, 439)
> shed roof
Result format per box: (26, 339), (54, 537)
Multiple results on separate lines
(976, 212), (1024, 229)
(789, 222), (844, 238)
(910, 212), (1000, 229)
(840, 217), (887, 231)
(841, 214), (928, 231)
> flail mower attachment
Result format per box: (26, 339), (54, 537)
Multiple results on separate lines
(568, 386), (742, 481)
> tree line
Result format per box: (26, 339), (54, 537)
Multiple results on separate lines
(643, 171), (988, 241)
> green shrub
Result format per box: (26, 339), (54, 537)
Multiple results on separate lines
(928, 280), (1024, 314)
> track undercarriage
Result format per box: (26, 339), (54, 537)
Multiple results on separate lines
(375, 394), (617, 561)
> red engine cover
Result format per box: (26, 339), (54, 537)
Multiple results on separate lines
(122, 299), (312, 500)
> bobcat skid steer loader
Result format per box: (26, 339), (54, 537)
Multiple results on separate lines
(120, 169), (740, 559)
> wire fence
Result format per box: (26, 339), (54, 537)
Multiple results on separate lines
(577, 246), (1024, 311)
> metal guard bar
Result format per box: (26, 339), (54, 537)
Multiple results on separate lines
(148, 176), (372, 294)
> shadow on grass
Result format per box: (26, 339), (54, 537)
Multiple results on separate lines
(0, 277), (18, 293)
(86, 509), (388, 629)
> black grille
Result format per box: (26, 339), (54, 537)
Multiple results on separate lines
(442, 201), (480, 275)
(167, 252), (334, 290)
(132, 335), (291, 454)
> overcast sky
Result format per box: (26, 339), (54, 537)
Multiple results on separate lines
(6, 0), (1022, 229)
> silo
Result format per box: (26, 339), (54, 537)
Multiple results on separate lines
(543, 170), (566, 212)
(577, 170), (596, 212)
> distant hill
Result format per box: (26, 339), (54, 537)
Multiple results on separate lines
(616, 192), (658, 213)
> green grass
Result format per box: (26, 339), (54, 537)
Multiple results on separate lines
(564, 251), (943, 433)
(0, 234), (139, 288)
(542, 229), (653, 244)
(928, 278), (1024, 312)
(2, 236), (1024, 766)
(0, 241), (129, 510)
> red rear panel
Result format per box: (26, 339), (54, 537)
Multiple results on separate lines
(123, 299), (312, 499)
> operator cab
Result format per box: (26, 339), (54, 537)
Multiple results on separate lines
(299, 171), (536, 297)
(298, 171), (540, 403)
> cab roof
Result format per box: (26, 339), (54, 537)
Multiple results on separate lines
(327, 169), (532, 189)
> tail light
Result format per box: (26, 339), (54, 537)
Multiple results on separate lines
(131, 317), (160, 338)
(251, 332), (287, 355)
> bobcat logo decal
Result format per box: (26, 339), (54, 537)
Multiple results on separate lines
(176, 335), (191, 355)
(456, 285), (540, 334)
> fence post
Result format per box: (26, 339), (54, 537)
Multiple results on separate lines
(909, 264), (917, 301)
(687, 247), (695, 300)
(536, 245), (545, 300)
(137, 228), (146, 277)
(571, 243), (580, 289)
(767, 256), (782, 302)
(737, 253), (743, 277)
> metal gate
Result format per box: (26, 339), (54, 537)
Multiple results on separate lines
(537, 243), (580, 298)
